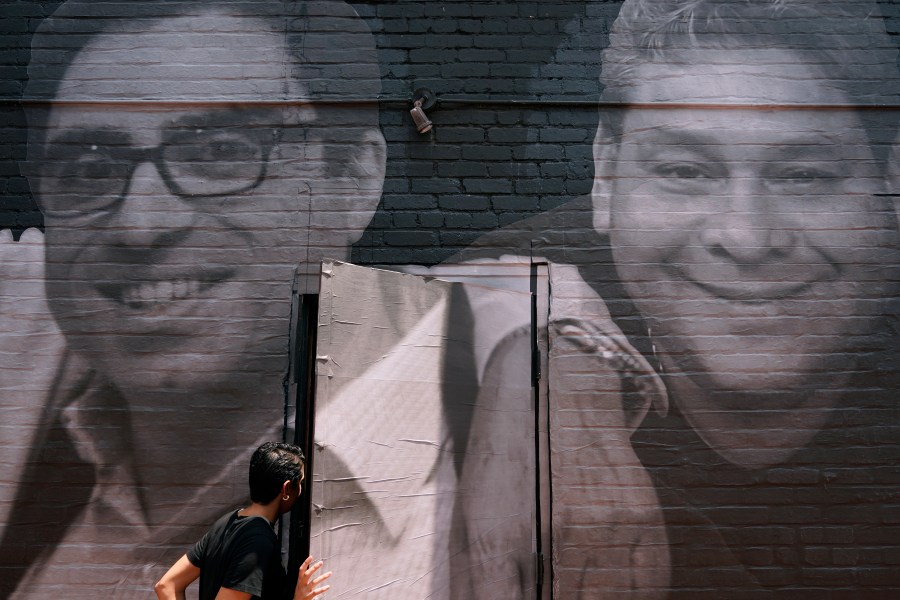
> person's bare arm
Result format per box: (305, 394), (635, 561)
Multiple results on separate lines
(154, 554), (201, 600)
(294, 556), (332, 600)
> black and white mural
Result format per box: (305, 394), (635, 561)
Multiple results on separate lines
(1, 0), (898, 597)
(0, 1), (386, 596)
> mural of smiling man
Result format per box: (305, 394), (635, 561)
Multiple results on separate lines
(454, 0), (900, 596)
(0, 1), (385, 597)
(598, 0), (900, 594)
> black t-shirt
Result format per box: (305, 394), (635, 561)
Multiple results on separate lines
(188, 510), (287, 600)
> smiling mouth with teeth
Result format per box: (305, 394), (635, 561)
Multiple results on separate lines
(94, 268), (236, 311)
(119, 278), (217, 309)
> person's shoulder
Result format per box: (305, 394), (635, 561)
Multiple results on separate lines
(194, 510), (241, 546)
(204, 511), (274, 546)
(446, 195), (605, 266)
(207, 509), (240, 532)
(231, 514), (277, 540)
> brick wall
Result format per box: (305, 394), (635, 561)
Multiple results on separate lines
(1, 1), (899, 598)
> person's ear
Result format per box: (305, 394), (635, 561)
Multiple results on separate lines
(345, 129), (386, 202)
(344, 128), (387, 244)
(350, 128), (387, 188)
(591, 116), (619, 233)
(281, 480), (293, 501)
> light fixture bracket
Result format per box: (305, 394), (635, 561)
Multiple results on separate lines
(413, 88), (437, 111)
(409, 88), (436, 134)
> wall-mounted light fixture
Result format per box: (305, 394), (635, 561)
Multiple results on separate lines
(410, 88), (436, 134)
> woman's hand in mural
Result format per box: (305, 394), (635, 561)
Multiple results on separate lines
(0, 228), (65, 532)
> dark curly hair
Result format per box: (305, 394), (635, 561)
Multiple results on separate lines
(249, 441), (306, 504)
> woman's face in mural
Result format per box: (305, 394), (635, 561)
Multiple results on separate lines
(599, 51), (900, 462)
(31, 13), (383, 398)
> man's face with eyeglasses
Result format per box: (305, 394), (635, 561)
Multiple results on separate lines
(29, 13), (384, 399)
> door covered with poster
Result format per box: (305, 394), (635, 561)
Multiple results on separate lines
(308, 260), (542, 599)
